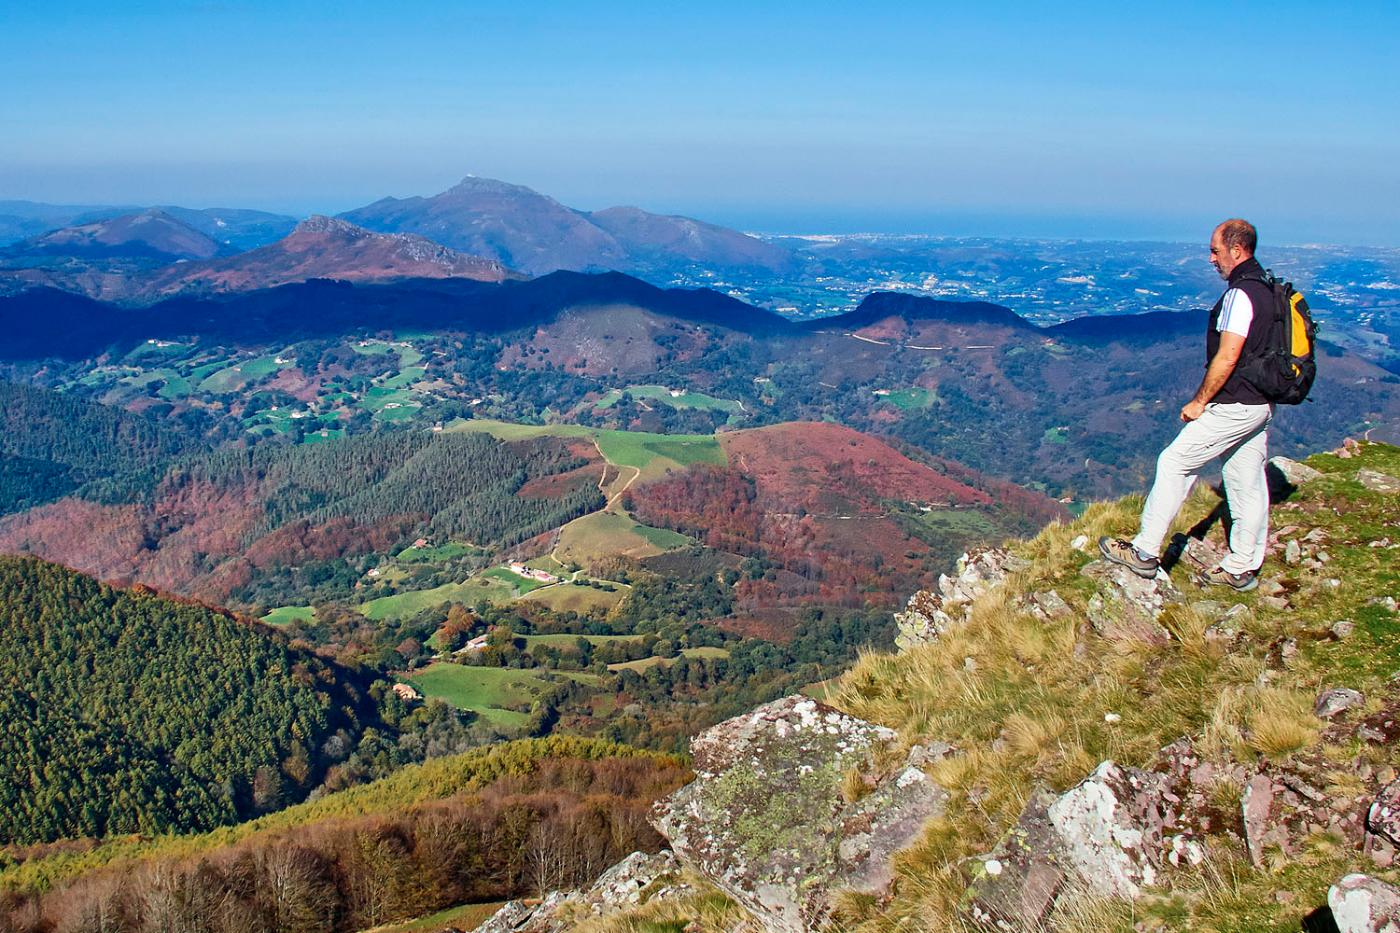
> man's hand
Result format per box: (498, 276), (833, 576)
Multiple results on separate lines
(1184, 331), (1246, 420)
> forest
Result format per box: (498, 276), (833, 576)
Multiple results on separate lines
(0, 380), (195, 515)
(182, 431), (602, 548)
(0, 739), (688, 933)
(0, 555), (483, 846)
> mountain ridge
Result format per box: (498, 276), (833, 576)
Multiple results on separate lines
(340, 174), (793, 276)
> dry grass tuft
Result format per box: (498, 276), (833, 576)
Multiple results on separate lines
(840, 766), (874, 804)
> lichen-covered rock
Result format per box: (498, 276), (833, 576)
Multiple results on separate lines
(1317, 688), (1366, 720)
(963, 789), (1068, 931)
(1047, 761), (1167, 899)
(473, 850), (685, 933)
(1080, 562), (1180, 646)
(1330, 874), (1400, 933)
(894, 589), (956, 650)
(895, 548), (1029, 649)
(651, 696), (947, 932)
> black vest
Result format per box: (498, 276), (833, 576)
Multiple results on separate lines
(1206, 257), (1273, 405)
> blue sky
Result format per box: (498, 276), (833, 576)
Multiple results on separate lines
(2, 0), (1397, 244)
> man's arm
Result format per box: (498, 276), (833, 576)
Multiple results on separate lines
(1181, 331), (1246, 421)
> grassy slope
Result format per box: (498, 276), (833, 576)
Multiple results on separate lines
(591, 443), (1400, 933)
(1, 737), (680, 897)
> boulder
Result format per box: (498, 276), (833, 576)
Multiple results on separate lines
(963, 789), (1068, 931)
(1330, 874), (1400, 933)
(651, 696), (947, 932)
(1316, 688), (1366, 720)
(475, 900), (537, 933)
(1269, 456), (1324, 485)
(1080, 562), (1181, 646)
(1047, 761), (1167, 898)
(896, 548), (1030, 649)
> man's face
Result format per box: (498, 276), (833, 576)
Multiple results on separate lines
(1209, 229), (1244, 279)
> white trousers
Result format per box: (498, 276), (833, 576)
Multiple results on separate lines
(1132, 402), (1274, 573)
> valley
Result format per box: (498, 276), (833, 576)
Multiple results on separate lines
(2, 177), (1398, 933)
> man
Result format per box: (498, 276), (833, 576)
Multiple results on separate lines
(1099, 219), (1275, 592)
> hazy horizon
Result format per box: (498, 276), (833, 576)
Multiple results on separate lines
(4, 1), (1398, 246)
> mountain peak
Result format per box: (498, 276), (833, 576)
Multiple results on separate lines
(292, 215), (364, 237)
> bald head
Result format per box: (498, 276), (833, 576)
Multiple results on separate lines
(1210, 219), (1257, 279)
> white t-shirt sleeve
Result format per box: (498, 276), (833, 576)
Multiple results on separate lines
(1217, 288), (1253, 337)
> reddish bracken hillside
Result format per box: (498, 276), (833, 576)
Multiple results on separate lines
(627, 422), (1064, 614)
(720, 422), (993, 509)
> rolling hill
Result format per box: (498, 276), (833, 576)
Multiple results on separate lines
(3, 208), (223, 261)
(0, 431), (603, 605)
(140, 215), (518, 296)
(0, 270), (791, 360)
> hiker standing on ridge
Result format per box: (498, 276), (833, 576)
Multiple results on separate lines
(1100, 219), (1276, 592)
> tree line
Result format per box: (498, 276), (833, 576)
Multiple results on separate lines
(0, 747), (687, 933)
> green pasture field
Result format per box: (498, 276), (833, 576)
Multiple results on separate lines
(481, 566), (548, 595)
(594, 430), (723, 473)
(382, 366), (427, 389)
(1042, 426), (1070, 444)
(261, 605), (315, 625)
(520, 582), (626, 614)
(188, 360), (227, 381)
(446, 419), (724, 474)
(198, 354), (285, 394)
(398, 664), (602, 728)
(881, 387), (937, 410)
(902, 507), (1000, 540)
(523, 633), (643, 648)
(397, 542), (476, 563)
(554, 511), (689, 566)
(527, 554), (566, 573)
(633, 524), (693, 549)
(301, 427), (345, 444)
(594, 384), (743, 414)
(123, 341), (186, 363)
(606, 646), (730, 673)
(358, 576), (514, 620)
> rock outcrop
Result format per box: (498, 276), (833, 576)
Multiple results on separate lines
(474, 850), (687, 933)
(895, 548), (1029, 649)
(650, 696), (948, 932)
(1080, 561), (1181, 645)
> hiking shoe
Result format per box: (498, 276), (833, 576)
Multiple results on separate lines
(1194, 565), (1259, 592)
(1098, 536), (1160, 579)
